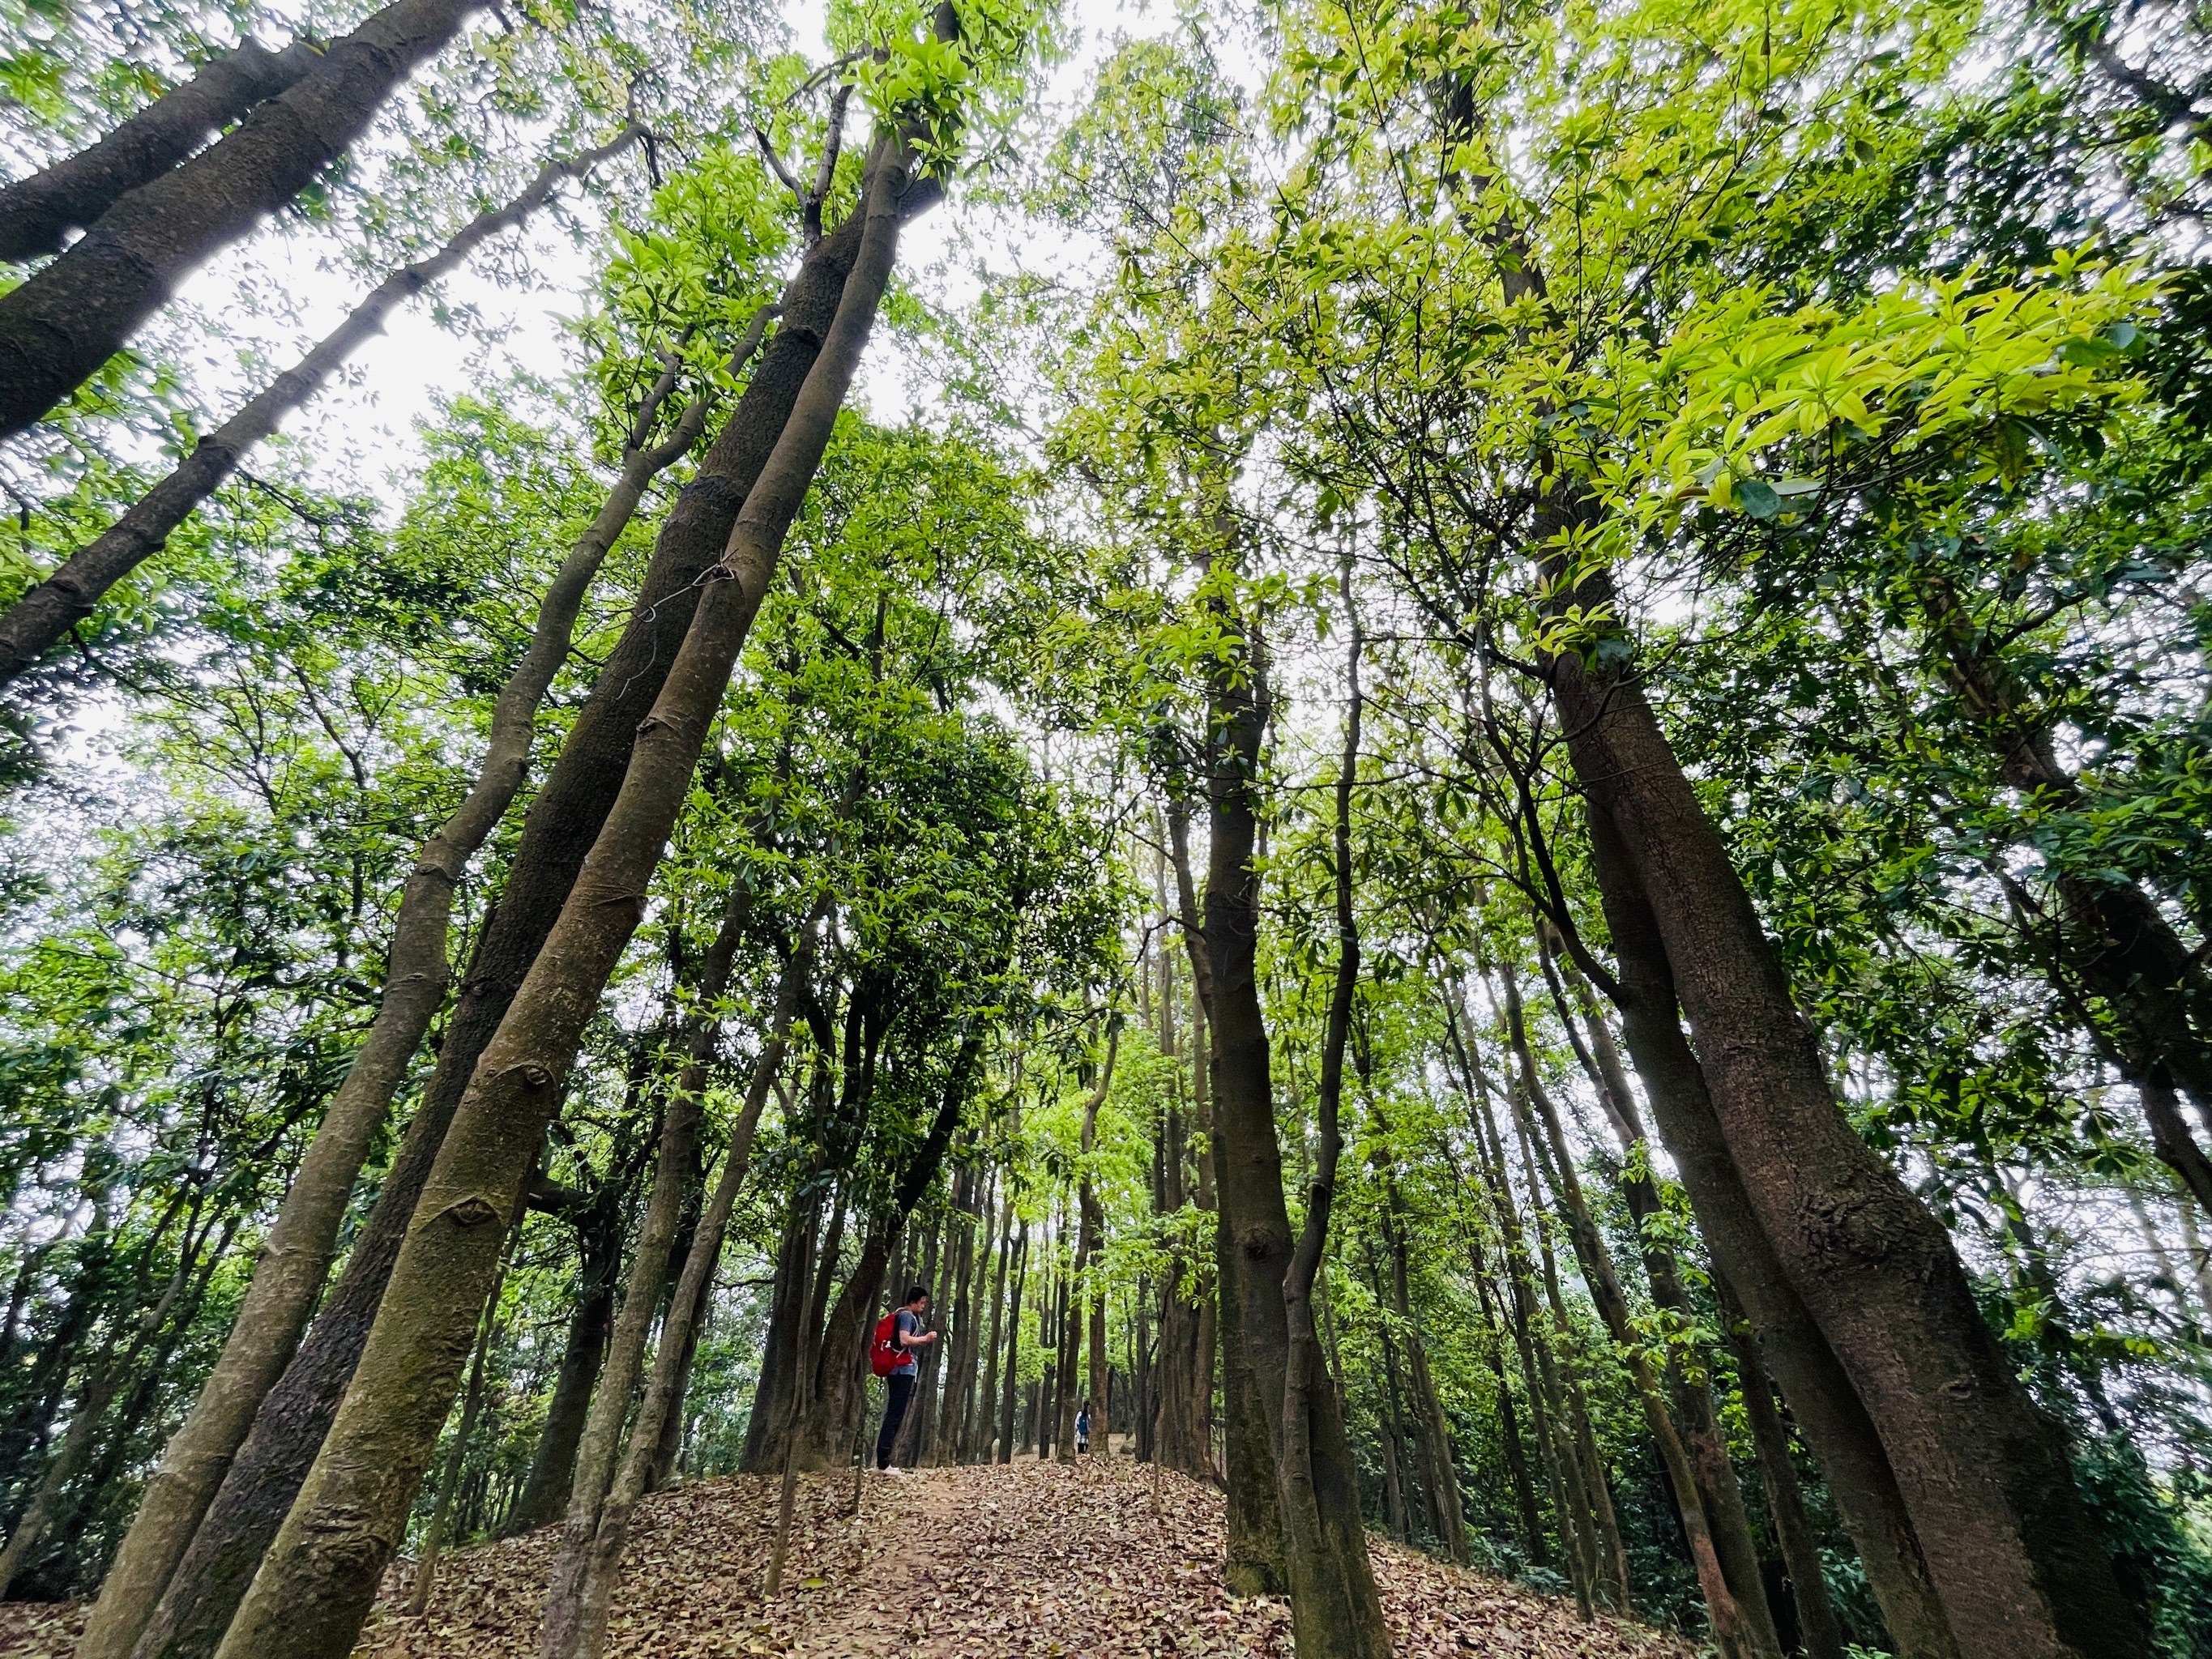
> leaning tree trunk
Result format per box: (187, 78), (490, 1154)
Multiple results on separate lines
(105, 315), (721, 1659)
(1580, 794), (1958, 1659)
(536, 873), (762, 1655)
(1723, 1281), (1851, 1659)
(1541, 522), (2148, 1659)
(129, 164), (913, 1659)
(0, 38), (320, 262)
(210, 132), (916, 1659)
(544, 911), (822, 1659)
(0, 129), (643, 686)
(0, 0), (485, 438)
(407, 1210), (519, 1614)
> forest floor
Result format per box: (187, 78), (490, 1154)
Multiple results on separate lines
(0, 1460), (1687, 1657)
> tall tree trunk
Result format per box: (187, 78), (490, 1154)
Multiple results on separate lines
(1036, 1246), (1062, 1460)
(1377, 1205), (1467, 1563)
(1169, 789), (1283, 1587)
(1191, 565), (1377, 1636)
(1472, 1269), (1547, 1568)
(544, 916), (819, 1659)
(508, 1211), (617, 1533)
(1582, 803), (1958, 1659)
(1501, 958), (1776, 1653)
(1057, 1040), (1117, 1462)
(1723, 1283), (1850, 1659)
(934, 1172), (987, 1465)
(0, 0), (485, 438)
(408, 1213), (519, 1614)
(0, 129), (646, 684)
(1547, 557), (2147, 1659)
(83, 275), (711, 1659)
(1454, 1029), (1597, 1617)
(209, 130), (920, 1659)
(971, 1183), (1013, 1463)
(1053, 1216), (1082, 1462)
(997, 1220), (1027, 1465)
(1270, 596), (1391, 1657)
(0, 38), (322, 261)
(130, 160), (914, 1659)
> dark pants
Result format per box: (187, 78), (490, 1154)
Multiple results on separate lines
(876, 1371), (916, 1468)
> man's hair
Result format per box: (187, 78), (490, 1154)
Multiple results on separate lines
(905, 1284), (929, 1305)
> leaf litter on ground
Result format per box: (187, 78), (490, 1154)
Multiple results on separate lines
(0, 1458), (1691, 1657)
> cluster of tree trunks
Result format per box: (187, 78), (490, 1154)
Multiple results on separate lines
(0, 41), (971, 1659)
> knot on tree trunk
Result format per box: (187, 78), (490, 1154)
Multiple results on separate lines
(438, 1196), (505, 1229)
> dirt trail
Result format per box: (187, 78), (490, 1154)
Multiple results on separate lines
(0, 1459), (1688, 1657)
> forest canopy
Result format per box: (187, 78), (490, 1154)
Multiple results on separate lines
(0, 0), (2206, 1654)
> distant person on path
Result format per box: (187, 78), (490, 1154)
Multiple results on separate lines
(1075, 1403), (1091, 1455)
(872, 1285), (937, 1474)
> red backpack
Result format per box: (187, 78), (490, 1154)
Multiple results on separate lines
(869, 1311), (903, 1377)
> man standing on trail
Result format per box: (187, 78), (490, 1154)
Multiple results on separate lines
(874, 1285), (937, 1475)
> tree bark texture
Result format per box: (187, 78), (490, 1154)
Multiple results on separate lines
(0, 129), (645, 686)
(1171, 789), (1279, 1581)
(1548, 572), (2148, 1659)
(1191, 585), (1377, 1636)
(1582, 802), (1958, 1659)
(0, 38), (321, 262)
(0, 0), (484, 438)
(130, 173), (903, 1659)
(79, 226), (702, 1659)
(209, 134), (916, 1659)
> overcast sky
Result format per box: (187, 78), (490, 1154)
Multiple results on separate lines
(136, 0), (1164, 518)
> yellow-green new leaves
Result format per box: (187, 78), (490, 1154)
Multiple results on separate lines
(1582, 262), (2157, 547)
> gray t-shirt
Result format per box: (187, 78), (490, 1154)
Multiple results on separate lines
(893, 1307), (922, 1375)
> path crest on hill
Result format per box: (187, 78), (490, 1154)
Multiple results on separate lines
(0, 1460), (1689, 1657)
